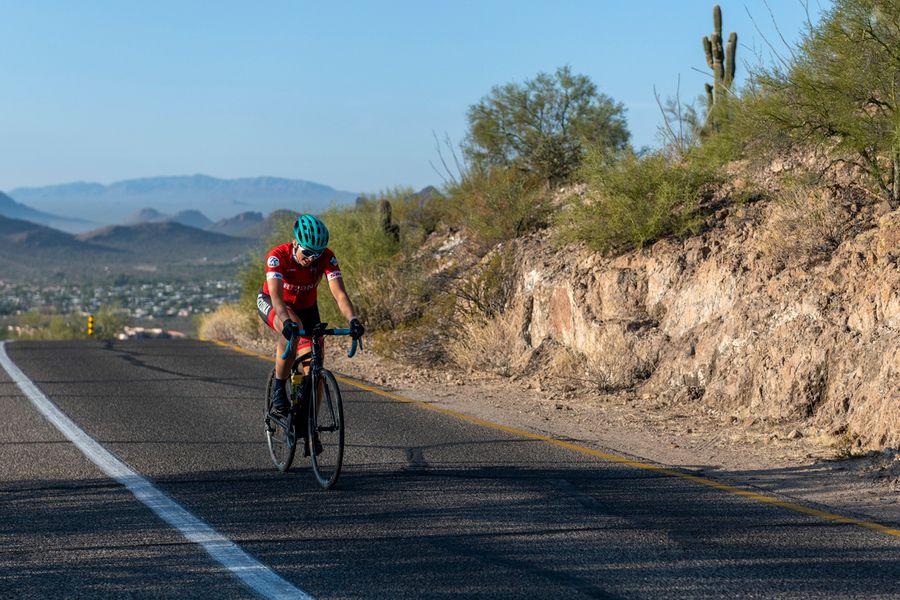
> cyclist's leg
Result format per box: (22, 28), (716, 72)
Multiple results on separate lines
(257, 292), (303, 379)
(292, 304), (324, 377)
(258, 293), (303, 416)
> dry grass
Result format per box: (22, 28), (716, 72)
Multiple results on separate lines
(197, 303), (259, 346)
(761, 181), (846, 268)
(448, 309), (523, 376)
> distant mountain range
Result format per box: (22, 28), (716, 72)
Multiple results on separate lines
(120, 207), (271, 238)
(0, 213), (258, 281)
(125, 208), (213, 229)
(205, 211), (266, 238)
(0, 191), (91, 232)
(7, 175), (357, 232)
(0, 214), (127, 280)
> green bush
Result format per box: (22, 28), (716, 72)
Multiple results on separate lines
(316, 202), (403, 328)
(558, 147), (717, 252)
(747, 0), (900, 203)
(446, 166), (552, 248)
(465, 66), (630, 183)
(93, 305), (128, 339)
(9, 306), (127, 340)
(355, 186), (452, 251)
(453, 247), (518, 320)
(656, 87), (749, 169)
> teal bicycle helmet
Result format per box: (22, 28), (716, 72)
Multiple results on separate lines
(293, 214), (329, 252)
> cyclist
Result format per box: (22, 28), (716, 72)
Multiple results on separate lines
(257, 214), (364, 416)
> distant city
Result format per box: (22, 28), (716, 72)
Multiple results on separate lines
(0, 279), (241, 322)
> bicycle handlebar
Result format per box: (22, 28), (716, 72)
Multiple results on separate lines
(280, 326), (362, 360)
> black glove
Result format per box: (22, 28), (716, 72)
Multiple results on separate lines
(349, 318), (365, 339)
(282, 319), (300, 341)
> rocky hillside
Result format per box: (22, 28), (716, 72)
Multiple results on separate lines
(463, 170), (898, 452)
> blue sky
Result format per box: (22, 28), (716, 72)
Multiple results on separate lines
(0, 1), (829, 195)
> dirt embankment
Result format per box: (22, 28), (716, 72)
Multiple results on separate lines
(471, 174), (898, 454)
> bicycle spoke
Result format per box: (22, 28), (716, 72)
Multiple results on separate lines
(309, 370), (344, 489)
(265, 369), (297, 472)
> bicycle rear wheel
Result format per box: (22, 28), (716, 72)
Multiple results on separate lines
(265, 368), (296, 472)
(308, 369), (344, 489)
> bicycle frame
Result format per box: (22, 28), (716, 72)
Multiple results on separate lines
(266, 322), (359, 487)
(282, 322), (356, 420)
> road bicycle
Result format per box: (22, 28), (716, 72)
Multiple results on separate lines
(264, 323), (359, 489)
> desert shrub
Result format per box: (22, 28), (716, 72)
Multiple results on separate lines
(197, 303), (256, 344)
(447, 309), (522, 375)
(558, 147), (717, 253)
(92, 305), (128, 339)
(656, 85), (752, 170)
(452, 247), (518, 320)
(444, 246), (522, 373)
(686, 112), (748, 170)
(19, 311), (82, 339)
(376, 286), (457, 366)
(747, 0), (900, 204)
(316, 202), (405, 328)
(9, 306), (126, 340)
(237, 256), (267, 317)
(355, 186), (452, 251)
(761, 176), (848, 268)
(446, 166), (552, 248)
(466, 66), (629, 183)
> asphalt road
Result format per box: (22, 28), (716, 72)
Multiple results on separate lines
(1, 339), (898, 599)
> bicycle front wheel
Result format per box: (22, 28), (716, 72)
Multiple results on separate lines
(308, 369), (344, 489)
(265, 368), (296, 472)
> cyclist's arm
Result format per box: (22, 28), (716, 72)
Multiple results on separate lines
(267, 277), (293, 329)
(327, 276), (358, 323)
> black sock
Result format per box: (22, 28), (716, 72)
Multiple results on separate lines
(274, 378), (286, 393)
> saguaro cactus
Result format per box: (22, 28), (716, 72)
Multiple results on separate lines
(703, 5), (737, 113)
(378, 199), (400, 242)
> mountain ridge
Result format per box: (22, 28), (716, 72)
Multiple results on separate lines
(9, 174), (358, 231)
(0, 190), (90, 231)
(0, 215), (255, 281)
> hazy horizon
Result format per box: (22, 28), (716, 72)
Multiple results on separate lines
(5, 173), (358, 196)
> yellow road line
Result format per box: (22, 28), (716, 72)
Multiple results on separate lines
(203, 337), (900, 539)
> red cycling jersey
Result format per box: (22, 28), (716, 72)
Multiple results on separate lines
(262, 243), (342, 309)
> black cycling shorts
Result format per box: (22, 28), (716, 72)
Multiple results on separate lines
(257, 292), (323, 354)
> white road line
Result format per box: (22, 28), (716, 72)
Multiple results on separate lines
(0, 341), (313, 600)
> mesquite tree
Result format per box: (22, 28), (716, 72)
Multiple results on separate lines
(753, 0), (900, 205)
(465, 66), (629, 184)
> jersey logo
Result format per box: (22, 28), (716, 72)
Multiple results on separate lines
(330, 256), (338, 267)
(326, 271), (342, 280)
(266, 272), (283, 280)
(267, 256), (280, 268)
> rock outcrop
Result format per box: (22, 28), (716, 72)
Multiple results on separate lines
(502, 200), (899, 450)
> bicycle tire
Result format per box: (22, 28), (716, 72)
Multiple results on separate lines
(265, 368), (297, 472)
(308, 369), (344, 489)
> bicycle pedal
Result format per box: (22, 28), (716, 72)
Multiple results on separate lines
(267, 412), (290, 429)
